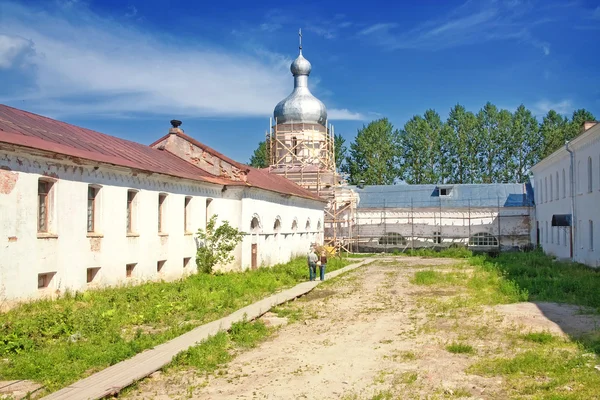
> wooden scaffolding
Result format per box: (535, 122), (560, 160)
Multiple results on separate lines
(266, 120), (355, 253)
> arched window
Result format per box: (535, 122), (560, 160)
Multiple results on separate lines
(555, 171), (559, 200)
(588, 156), (593, 193)
(469, 232), (498, 247)
(250, 216), (261, 233)
(305, 218), (311, 231)
(273, 216), (281, 232)
(205, 198), (213, 230)
(291, 218), (298, 231)
(317, 220), (322, 230)
(562, 169), (566, 198)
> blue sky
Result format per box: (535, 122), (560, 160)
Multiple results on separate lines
(1, 0), (599, 163)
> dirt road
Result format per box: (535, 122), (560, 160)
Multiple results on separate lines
(126, 258), (600, 399)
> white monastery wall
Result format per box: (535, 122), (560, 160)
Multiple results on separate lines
(0, 148), (325, 302)
(532, 123), (600, 266)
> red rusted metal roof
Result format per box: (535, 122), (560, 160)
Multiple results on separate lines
(0, 104), (323, 202)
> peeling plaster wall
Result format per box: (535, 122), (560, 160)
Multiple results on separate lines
(153, 133), (247, 181)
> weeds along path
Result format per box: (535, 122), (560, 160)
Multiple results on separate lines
(125, 257), (600, 400)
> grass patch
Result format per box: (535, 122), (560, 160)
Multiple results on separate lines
(172, 320), (269, 372)
(521, 331), (557, 344)
(446, 342), (475, 354)
(486, 250), (600, 311)
(403, 247), (473, 259)
(0, 257), (350, 392)
(340, 252), (379, 258)
(470, 348), (600, 399)
(271, 305), (304, 323)
(411, 270), (467, 286)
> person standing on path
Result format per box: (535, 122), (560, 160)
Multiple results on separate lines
(319, 250), (327, 281)
(307, 247), (318, 281)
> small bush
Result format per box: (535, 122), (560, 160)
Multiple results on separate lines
(446, 342), (475, 354)
(521, 331), (556, 344)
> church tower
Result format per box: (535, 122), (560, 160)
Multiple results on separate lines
(267, 31), (356, 253)
(267, 30), (337, 196)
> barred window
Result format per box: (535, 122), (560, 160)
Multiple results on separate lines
(38, 180), (51, 232)
(158, 193), (167, 233)
(127, 190), (137, 233)
(184, 196), (192, 233)
(469, 232), (498, 246)
(87, 186), (98, 232)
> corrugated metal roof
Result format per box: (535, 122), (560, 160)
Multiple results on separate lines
(349, 183), (534, 208)
(0, 104), (323, 202)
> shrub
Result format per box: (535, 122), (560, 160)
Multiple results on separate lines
(196, 215), (244, 274)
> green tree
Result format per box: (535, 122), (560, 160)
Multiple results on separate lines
(540, 110), (568, 159)
(196, 215), (244, 274)
(507, 105), (539, 183)
(476, 102), (504, 183)
(249, 141), (268, 168)
(344, 118), (401, 185)
(567, 109), (595, 141)
(495, 108), (515, 183)
(334, 133), (347, 171)
(446, 104), (480, 183)
(400, 109), (444, 184)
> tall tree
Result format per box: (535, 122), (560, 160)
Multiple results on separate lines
(508, 105), (539, 183)
(446, 104), (480, 183)
(540, 110), (568, 159)
(334, 133), (347, 171)
(567, 109), (596, 141)
(476, 102), (503, 183)
(400, 110), (443, 184)
(400, 115), (427, 184)
(495, 108), (515, 183)
(249, 141), (268, 168)
(344, 118), (401, 185)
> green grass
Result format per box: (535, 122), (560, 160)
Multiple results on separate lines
(486, 250), (600, 311)
(446, 342), (475, 354)
(411, 270), (468, 286)
(172, 320), (269, 372)
(403, 247), (474, 259)
(340, 252), (379, 258)
(0, 257), (350, 391)
(521, 331), (557, 344)
(470, 348), (600, 399)
(404, 249), (600, 399)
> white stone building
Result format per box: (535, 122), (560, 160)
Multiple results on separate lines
(0, 105), (325, 302)
(531, 121), (600, 266)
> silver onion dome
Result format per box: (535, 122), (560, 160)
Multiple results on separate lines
(273, 34), (327, 127)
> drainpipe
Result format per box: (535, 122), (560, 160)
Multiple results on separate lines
(566, 142), (576, 262)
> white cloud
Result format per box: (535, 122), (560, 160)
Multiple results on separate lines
(534, 99), (573, 115)
(329, 108), (364, 120)
(0, 2), (362, 121)
(0, 34), (34, 69)
(358, 0), (553, 55)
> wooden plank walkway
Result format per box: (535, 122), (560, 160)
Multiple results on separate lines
(42, 259), (368, 400)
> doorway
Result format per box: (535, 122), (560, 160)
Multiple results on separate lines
(251, 244), (257, 270)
